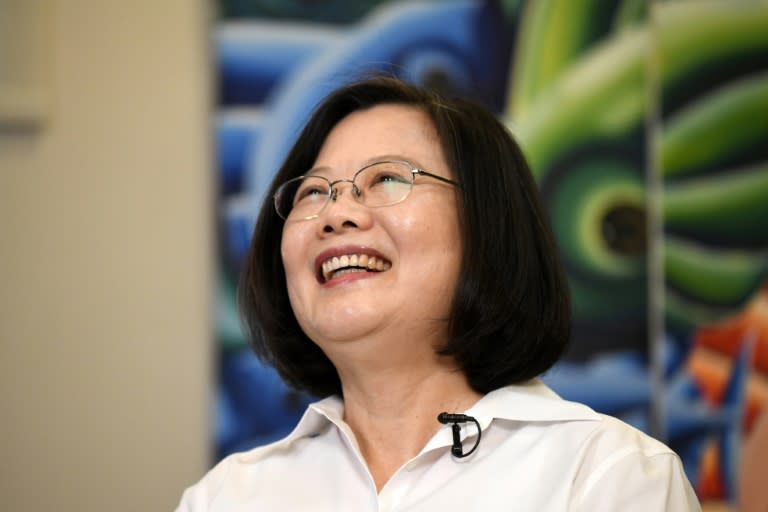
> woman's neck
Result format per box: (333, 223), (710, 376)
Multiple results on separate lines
(336, 360), (482, 492)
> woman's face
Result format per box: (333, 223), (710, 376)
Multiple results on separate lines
(280, 104), (462, 352)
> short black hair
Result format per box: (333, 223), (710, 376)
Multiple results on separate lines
(238, 76), (571, 397)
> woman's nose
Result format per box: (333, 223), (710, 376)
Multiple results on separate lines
(328, 179), (361, 202)
(319, 184), (371, 234)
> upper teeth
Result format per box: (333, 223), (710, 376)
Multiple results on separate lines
(321, 254), (391, 281)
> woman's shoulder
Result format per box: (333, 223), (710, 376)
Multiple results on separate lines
(567, 413), (700, 510)
(512, 386), (699, 510)
(484, 381), (681, 462)
(478, 382), (699, 508)
(580, 412), (672, 454)
(175, 397), (342, 511)
(174, 440), (288, 511)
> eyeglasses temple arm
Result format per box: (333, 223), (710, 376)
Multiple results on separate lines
(414, 169), (460, 188)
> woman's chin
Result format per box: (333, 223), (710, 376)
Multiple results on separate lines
(311, 320), (383, 345)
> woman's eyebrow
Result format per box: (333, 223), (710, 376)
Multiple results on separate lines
(304, 165), (333, 177)
(305, 155), (429, 177)
(361, 154), (419, 166)
(305, 155), (407, 175)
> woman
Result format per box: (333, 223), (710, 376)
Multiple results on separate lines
(178, 77), (699, 510)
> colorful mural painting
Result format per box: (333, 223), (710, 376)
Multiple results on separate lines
(213, 1), (768, 509)
(654, 3), (768, 506)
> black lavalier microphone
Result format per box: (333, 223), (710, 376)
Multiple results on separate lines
(437, 412), (482, 458)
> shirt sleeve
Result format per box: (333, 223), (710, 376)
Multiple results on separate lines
(571, 448), (701, 511)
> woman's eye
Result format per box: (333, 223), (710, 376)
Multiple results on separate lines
(295, 185), (326, 203)
(370, 172), (408, 186)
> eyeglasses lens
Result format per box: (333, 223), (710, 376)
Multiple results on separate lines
(275, 161), (414, 220)
(356, 162), (413, 207)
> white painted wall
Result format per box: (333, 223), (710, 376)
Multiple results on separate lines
(0, 2), (213, 510)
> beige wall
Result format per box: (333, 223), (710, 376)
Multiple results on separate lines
(0, 1), (212, 510)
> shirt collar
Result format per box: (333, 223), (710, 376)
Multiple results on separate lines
(238, 380), (599, 463)
(466, 379), (600, 425)
(419, 379), (600, 453)
(236, 395), (345, 463)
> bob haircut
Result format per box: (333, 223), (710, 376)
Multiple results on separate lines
(239, 76), (571, 398)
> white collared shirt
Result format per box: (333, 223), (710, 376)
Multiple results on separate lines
(176, 380), (700, 511)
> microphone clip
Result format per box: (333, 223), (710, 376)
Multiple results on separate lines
(437, 412), (482, 458)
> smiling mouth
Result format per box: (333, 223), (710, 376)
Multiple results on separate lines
(320, 254), (392, 283)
